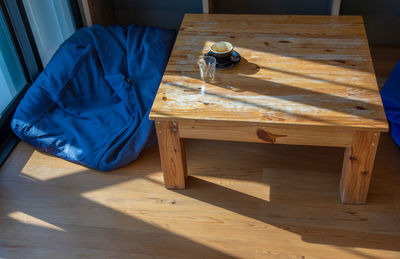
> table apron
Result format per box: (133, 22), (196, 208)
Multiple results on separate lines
(178, 121), (354, 147)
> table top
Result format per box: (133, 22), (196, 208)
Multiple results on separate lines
(149, 14), (388, 131)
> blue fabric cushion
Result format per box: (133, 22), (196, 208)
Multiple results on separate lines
(11, 25), (175, 171)
(381, 61), (400, 146)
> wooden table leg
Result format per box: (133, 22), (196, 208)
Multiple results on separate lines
(155, 121), (187, 189)
(340, 131), (380, 204)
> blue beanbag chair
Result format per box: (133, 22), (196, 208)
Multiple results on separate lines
(381, 61), (400, 146)
(11, 25), (175, 171)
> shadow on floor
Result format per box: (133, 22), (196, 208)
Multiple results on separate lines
(1, 134), (399, 257)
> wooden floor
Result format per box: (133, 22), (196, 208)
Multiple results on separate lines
(1, 133), (400, 258)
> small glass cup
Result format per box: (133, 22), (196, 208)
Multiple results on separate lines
(197, 56), (216, 83)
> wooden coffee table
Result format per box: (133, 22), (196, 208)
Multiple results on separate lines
(149, 14), (388, 204)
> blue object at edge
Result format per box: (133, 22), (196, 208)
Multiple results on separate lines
(381, 61), (400, 146)
(11, 25), (175, 171)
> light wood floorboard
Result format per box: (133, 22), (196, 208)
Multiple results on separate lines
(1, 132), (400, 258)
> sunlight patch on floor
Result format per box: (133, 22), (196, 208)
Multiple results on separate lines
(194, 175), (271, 201)
(8, 211), (66, 232)
(20, 167), (85, 181)
(77, 173), (278, 257)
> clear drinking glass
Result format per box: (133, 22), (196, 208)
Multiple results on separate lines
(197, 56), (216, 83)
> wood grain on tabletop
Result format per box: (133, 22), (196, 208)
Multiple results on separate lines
(150, 14), (388, 132)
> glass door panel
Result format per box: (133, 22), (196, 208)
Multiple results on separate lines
(0, 9), (27, 116)
(22, 0), (76, 66)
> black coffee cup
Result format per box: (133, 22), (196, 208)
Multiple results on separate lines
(209, 41), (233, 64)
